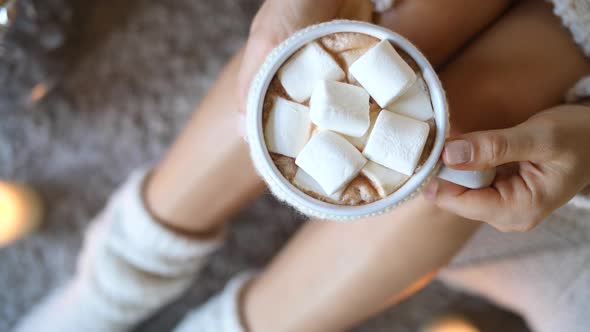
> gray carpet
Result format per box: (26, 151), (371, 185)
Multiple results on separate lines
(0, 1), (529, 331)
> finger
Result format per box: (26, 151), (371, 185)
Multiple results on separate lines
(424, 179), (502, 222)
(425, 162), (549, 232)
(238, 0), (513, 109)
(237, 33), (276, 107)
(377, 0), (512, 66)
(422, 178), (465, 203)
(421, 0), (590, 230)
(441, 122), (551, 170)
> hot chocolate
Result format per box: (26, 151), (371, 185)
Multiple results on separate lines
(262, 32), (436, 206)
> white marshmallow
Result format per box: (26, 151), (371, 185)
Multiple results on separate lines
(293, 168), (343, 203)
(278, 42), (345, 103)
(296, 130), (367, 195)
(345, 109), (379, 150)
(361, 161), (408, 197)
(349, 40), (416, 108)
(264, 97), (311, 158)
(363, 111), (429, 175)
(310, 80), (370, 137)
(385, 77), (433, 121)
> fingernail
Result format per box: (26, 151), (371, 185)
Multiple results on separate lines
(444, 140), (473, 165)
(423, 180), (439, 201)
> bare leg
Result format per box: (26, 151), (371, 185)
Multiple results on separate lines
(442, 0), (590, 134)
(143, 49), (265, 235)
(245, 198), (476, 332)
(377, 0), (512, 67)
(243, 2), (590, 331)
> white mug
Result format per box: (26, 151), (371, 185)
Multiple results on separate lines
(246, 20), (495, 221)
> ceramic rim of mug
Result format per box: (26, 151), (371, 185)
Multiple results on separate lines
(246, 20), (449, 221)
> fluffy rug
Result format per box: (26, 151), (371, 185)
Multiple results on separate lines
(0, 1), (530, 331)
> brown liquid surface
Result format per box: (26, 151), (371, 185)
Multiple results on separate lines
(263, 32), (436, 206)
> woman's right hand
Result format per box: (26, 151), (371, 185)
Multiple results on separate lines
(424, 105), (590, 232)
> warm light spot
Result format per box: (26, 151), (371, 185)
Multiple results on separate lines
(0, 182), (43, 246)
(0, 187), (21, 244)
(422, 315), (481, 332)
(30, 84), (48, 103)
(387, 270), (437, 305)
(0, 190), (17, 221)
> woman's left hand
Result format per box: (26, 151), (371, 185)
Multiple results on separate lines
(237, 0), (373, 108)
(424, 105), (590, 232)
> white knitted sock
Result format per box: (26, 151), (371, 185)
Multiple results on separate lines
(549, 0), (590, 57)
(14, 170), (225, 332)
(173, 272), (255, 332)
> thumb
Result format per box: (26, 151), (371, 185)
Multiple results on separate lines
(442, 121), (550, 170)
(237, 35), (276, 110)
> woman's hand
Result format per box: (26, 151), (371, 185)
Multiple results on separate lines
(424, 105), (590, 232)
(236, 0), (513, 107)
(236, 0), (373, 106)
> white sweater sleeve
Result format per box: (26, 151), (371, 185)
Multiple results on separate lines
(13, 170), (230, 332)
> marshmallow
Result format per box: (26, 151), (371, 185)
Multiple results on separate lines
(265, 97), (311, 158)
(363, 111), (429, 175)
(296, 130), (367, 195)
(361, 161), (408, 197)
(293, 168), (343, 203)
(349, 40), (416, 108)
(345, 108), (379, 150)
(310, 80), (370, 137)
(385, 77), (434, 121)
(278, 42), (345, 103)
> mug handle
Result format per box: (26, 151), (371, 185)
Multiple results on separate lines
(436, 166), (496, 189)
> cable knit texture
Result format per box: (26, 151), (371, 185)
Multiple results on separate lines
(12, 170), (239, 332)
(173, 272), (254, 332)
(551, 0), (590, 106)
(549, 0), (590, 57)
